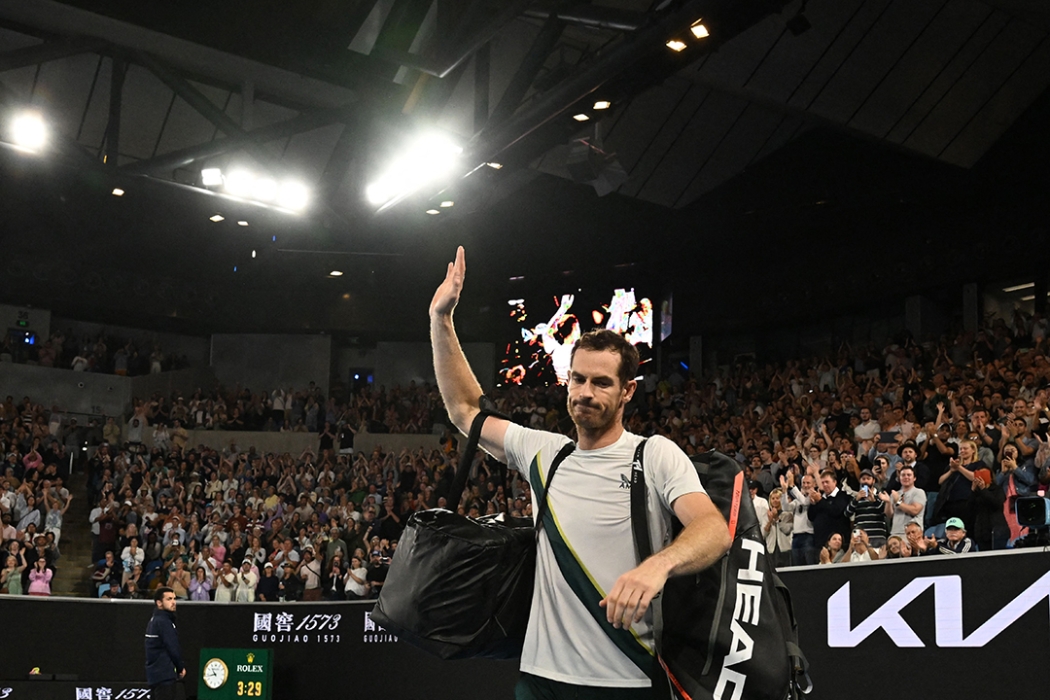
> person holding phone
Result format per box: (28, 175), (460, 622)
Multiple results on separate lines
(846, 469), (887, 549)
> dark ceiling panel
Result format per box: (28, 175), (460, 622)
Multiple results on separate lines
(117, 65), (177, 161)
(604, 78), (693, 174)
(675, 102), (787, 206)
(741, 0), (860, 101)
(689, 11), (787, 88)
(883, 8), (1011, 145)
(939, 34), (1050, 165)
(808, 0), (946, 122)
(635, 90), (749, 207)
(786, 0), (893, 111)
(749, 114), (809, 164)
(618, 81), (707, 199)
(848, 0), (992, 137)
(904, 17), (1043, 158)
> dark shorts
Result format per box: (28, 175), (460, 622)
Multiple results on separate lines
(515, 673), (651, 700)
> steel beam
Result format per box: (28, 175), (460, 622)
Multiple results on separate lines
(104, 55), (125, 168)
(121, 104), (357, 174)
(134, 51), (280, 170)
(0, 36), (106, 72)
(485, 13), (565, 130)
(522, 4), (645, 32)
(374, 0), (533, 78)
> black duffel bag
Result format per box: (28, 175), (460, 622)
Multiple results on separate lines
(370, 405), (574, 659)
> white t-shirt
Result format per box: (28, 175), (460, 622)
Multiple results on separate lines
(503, 423), (704, 687)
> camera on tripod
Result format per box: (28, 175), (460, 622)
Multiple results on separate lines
(1013, 496), (1050, 549)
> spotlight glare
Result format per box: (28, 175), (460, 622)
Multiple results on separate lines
(440, 200), (454, 208)
(1002, 283), (1035, 293)
(209, 214), (225, 222)
(252, 177), (277, 202)
(251, 250), (257, 258)
(111, 188), (125, 197)
(365, 132), (463, 206)
(425, 209), (440, 215)
(237, 220), (249, 227)
(277, 181), (310, 211)
(573, 113), (590, 122)
(329, 270), (344, 277)
(10, 111), (47, 151)
(690, 21), (709, 39)
(200, 168), (223, 186)
(486, 162), (503, 169)
(224, 169), (255, 198)
(593, 100), (611, 110)
(666, 39), (687, 52)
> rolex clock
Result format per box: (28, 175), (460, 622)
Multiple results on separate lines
(203, 658), (229, 689)
(198, 648), (272, 699)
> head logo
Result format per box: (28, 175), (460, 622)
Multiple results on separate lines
(827, 570), (1050, 647)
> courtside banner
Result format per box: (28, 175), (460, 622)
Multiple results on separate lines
(778, 549), (1050, 699)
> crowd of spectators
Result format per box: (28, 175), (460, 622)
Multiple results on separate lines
(4, 311), (1050, 601)
(1, 397), (75, 596)
(0, 328), (189, 375)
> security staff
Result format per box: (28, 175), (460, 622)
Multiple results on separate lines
(145, 586), (186, 700)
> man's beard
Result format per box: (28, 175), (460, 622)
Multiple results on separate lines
(567, 398), (620, 434)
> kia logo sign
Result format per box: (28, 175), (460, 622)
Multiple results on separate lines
(827, 570), (1050, 648)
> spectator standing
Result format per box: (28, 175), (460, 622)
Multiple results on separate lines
(214, 561), (236, 603)
(256, 562), (279, 601)
(782, 473), (817, 566)
(808, 470), (852, 552)
(882, 465), (926, 537)
(189, 567), (211, 602)
(27, 558), (52, 596)
(845, 469), (888, 548)
(235, 560), (258, 602)
(933, 440), (979, 535)
(344, 555), (370, 600)
(1, 551), (27, 595)
(970, 467), (1008, 551)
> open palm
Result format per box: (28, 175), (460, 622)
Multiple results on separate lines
(429, 246), (466, 317)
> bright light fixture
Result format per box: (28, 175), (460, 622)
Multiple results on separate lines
(224, 169), (255, 198)
(440, 200), (454, 208)
(251, 250), (257, 259)
(277, 181), (310, 211)
(1002, 283), (1034, 293)
(209, 214), (225, 222)
(573, 113), (590, 122)
(690, 21), (710, 39)
(1021, 295), (1036, 302)
(426, 209), (440, 215)
(201, 168), (223, 186)
(329, 270), (344, 277)
(486, 162), (503, 169)
(111, 188), (125, 197)
(252, 177), (277, 202)
(666, 39), (687, 52)
(593, 100), (611, 110)
(365, 132), (463, 206)
(238, 221), (249, 227)
(10, 111), (47, 151)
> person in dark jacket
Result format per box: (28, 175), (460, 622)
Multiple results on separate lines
(808, 470), (852, 550)
(145, 586), (185, 700)
(970, 467), (1009, 551)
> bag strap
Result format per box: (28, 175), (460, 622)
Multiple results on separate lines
(534, 442), (576, 533)
(448, 397), (511, 511)
(629, 439), (652, 564)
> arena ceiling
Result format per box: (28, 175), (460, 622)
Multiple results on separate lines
(0, 0), (1048, 342)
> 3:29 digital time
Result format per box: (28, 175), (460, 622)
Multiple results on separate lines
(237, 681), (264, 697)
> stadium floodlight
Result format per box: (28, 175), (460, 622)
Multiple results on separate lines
(10, 111), (47, 152)
(690, 21), (709, 39)
(201, 168), (223, 187)
(224, 169), (255, 198)
(666, 39), (687, 52)
(252, 177), (277, 202)
(111, 188), (125, 197)
(365, 131), (463, 206)
(277, 181), (310, 211)
(593, 101), (611, 110)
(209, 214), (225, 222)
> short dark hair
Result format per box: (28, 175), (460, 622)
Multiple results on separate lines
(154, 586), (174, 604)
(570, 330), (640, 388)
(819, 470), (836, 481)
(898, 465), (914, 476)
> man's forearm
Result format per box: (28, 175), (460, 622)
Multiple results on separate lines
(430, 314), (483, 434)
(651, 509), (731, 577)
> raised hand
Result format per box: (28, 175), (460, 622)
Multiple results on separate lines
(429, 246), (466, 318)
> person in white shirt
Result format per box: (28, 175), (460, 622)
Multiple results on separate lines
(781, 472), (818, 566)
(235, 560), (258, 602)
(214, 561), (237, 603)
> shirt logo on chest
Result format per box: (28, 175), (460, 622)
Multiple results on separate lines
(619, 474), (631, 490)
